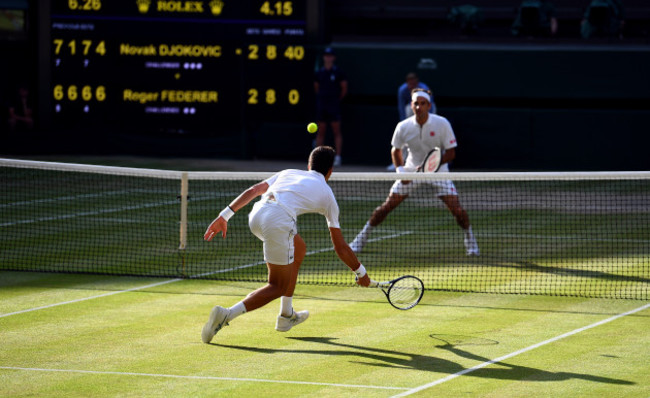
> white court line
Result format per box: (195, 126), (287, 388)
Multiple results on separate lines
(420, 231), (650, 244)
(392, 302), (650, 397)
(0, 278), (181, 318)
(0, 188), (184, 209)
(0, 231), (413, 318)
(0, 190), (131, 208)
(3, 290), (646, 394)
(0, 194), (216, 227)
(0, 200), (179, 227)
(0, 366), (408, 391)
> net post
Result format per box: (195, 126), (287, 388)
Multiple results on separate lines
(179, 172), (189, 251)
(178, 172), (189, 277)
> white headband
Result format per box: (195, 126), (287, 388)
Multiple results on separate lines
(412, 91), (431, 103)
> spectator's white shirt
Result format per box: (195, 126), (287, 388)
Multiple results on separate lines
(391, 114), (458, 173)
(263, 169), (340, 228)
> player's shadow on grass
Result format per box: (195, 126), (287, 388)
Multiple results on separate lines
(431, 339), (634, 385)
(216, 336), (633, 385)
(491, 259), (650, 284)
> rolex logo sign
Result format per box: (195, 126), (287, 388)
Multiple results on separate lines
(137, 0), (151, 13)
(209, 0), (224, 16)
(136, 0), (222, 15)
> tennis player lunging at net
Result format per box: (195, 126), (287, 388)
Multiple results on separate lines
(201, 146), (371, 343)
(349, 88), (480, 256)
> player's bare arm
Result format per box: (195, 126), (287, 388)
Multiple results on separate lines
(204, 181), (269, 241)
(391, 146), (404, 169)
(441, 147), (456, 165)
(228, 181), (269, 213)
(329, 227), (370, 287)
(392, 146), (415, 185)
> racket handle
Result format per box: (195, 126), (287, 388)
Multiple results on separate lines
(368, 280), (379, 288)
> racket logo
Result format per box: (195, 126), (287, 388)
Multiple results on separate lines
(430, 131), (435, 136)
(418, 147), (441, 173)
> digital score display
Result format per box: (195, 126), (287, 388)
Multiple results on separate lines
(47, 0), (319, 141)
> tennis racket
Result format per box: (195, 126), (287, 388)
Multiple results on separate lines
(417, 147), (442, 173)
(369, 275), (424, 310)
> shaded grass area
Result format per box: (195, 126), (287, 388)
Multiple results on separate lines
(1, 272), (649, 397)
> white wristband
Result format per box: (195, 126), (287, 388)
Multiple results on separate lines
(354, 264), (366, 278)
(396, 166), (405, 173)
(219, 206), (235, 221)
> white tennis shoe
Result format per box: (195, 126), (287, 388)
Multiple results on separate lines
(275, 310), (309, 332)
(201, 305), (229, 344)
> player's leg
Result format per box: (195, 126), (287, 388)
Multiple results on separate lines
(440, 194), (469, 229)
(244, 213), (298, 312)
(330, 103), (343, 165)
(278, 234), (306, 318)
(282, 234), (306, 300)
(202, 203), (297, 342)
(201, 261), (292, 343)
(440, 194), (479, 256)
(249, 213), (309, 331)
(316, 103), (328, 147)
(316, 121), (327, 147)
(330, 120), (343, 166)
(276, 234), (309, 331)
(370, 192), (408, 226)
(243, 262), (293, 312)
(350, 187), (409, 252)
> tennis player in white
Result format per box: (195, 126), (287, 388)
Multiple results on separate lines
(350, 88), (479, 256)
(201, 146), (371, 344)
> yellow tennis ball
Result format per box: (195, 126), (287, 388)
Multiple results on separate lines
(307, 122), (318, 134)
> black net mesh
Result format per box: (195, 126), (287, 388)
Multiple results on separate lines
(1, 160), (648, 299)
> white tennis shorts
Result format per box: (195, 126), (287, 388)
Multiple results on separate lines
(248, 201), (297, 265)
(390, 178), (458, 197)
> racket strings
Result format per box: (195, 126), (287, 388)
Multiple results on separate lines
(389, 278), (423, 307)
(424, 149), (441, 173)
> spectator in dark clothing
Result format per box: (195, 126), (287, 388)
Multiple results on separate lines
(7, 85), (34, 132)
(581, 0), (625, 39)
(511, 0), (558, 37)
(314, 47), (348, 166)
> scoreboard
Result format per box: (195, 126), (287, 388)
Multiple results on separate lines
(45, 0), (321, 143)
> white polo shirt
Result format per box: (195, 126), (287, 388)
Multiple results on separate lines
(263, 169), (340, 228)
(391, 113), (458, 172)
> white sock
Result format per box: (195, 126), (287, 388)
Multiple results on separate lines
(280, 296), (293, 317)
(358, 222), (373, 241)
(465, 226), (474, 239)
(226, 301), (247, 322)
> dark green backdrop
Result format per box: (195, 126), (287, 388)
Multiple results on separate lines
(255, 43), (650, 170)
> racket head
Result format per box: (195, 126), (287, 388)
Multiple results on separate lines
(386, 275), (424, 310)
(419, 147), (441, 173)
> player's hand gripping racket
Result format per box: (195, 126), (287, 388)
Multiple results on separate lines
(417, 147), (442, 173)
(369, 275), (424, 310)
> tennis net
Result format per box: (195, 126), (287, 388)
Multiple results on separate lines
(1, 158), (648, 299)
